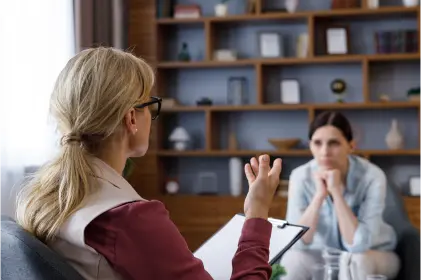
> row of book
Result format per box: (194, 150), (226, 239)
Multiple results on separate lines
(375, 30), (418, 54)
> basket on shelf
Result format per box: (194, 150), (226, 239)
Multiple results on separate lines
(268, 138), (300, 150)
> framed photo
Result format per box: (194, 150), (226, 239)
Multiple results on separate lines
(280, 79), (300, 104)
(258, 32), (284, 58)
(325, 26), (350, 55)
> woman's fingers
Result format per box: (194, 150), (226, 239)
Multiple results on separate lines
(244, 163), (256, 183)
(250, 157), (259, 177)
(268, 158), (282, 179)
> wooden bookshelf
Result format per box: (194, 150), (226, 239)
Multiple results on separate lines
(130, 0), (421, 250)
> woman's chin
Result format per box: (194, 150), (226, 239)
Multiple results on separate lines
(128, 146), (148, 157)
(319, 162), (337, 170)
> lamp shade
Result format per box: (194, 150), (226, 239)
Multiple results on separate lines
(169, 127), (190, 142)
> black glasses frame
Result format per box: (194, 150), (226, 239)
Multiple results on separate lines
(134, 96), (162, 120)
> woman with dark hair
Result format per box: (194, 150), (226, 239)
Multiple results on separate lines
(280, 111), (399, 280)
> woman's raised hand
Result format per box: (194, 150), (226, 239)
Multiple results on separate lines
(243, 154), (282, 220)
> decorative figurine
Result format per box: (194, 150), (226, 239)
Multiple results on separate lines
(330, 79), (347, 103)
(178, 42), (191, 61)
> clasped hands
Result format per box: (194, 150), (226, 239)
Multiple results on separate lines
(314, 169), (345, 200)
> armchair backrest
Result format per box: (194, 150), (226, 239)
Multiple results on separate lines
(1, 216), (84, 280)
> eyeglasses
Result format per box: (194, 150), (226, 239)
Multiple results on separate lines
(134, 96), (162, 120)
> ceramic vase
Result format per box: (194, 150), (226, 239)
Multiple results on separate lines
(215, 3), (228, 16)
(403, 0), (419, 7)
(367, 0), (379, 8)
(229, 157), (242, 196)
(385, 119), (404, 150)
(285, 0), (299, 13)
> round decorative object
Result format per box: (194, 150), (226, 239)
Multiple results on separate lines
(330, 79), (347, 103)
(330, 79), (346, 94)
(166, 180), (179, 194)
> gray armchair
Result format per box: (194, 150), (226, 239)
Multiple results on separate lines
(383, 184), (420, 280)
(1, 216), (84, 280)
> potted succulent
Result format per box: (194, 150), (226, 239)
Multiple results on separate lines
(215, 0), (230, 17)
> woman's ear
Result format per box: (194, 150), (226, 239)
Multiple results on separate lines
(124, 108), (138, 135)
(349, 140), (356, 152)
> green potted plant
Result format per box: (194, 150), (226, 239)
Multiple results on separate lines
(270, 264), (287, 280)
(215, 0), (230, 17)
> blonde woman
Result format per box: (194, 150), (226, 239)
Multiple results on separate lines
(15, 47), (282, 280)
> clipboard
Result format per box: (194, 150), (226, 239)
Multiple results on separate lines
(193, 214), (309, 280)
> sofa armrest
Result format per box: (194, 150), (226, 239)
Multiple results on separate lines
(396, 227), (420, 280)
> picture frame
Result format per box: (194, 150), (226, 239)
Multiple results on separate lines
(325, 25), (350, 55)
(258, 32), (284, 58)
(280, 79), (300, 104)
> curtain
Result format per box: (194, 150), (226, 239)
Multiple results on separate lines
(73, 0), (128, 52)
(0, 1), (75, 217)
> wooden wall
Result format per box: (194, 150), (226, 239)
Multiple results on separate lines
(127, 0), (160, 199)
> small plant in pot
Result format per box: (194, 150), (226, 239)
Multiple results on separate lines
(270, 263), (287, 280)
(215, 0), (230, 17)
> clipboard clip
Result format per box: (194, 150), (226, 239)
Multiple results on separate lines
(268, 217), (289, 229)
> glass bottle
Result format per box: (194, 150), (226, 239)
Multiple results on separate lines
(178, 42), (191, 61)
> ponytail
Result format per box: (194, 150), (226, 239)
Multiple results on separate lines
(16, 138), (96, 242)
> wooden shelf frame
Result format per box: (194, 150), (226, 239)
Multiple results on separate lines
(159, 101), (420, 112)
(153, 4), (421, 193)
(154, 149), (420, 158)
(155, 6), (419, 25)
(157, 53), (420, 68)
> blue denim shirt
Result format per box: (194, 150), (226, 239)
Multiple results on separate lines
(286, 155), (397, 253)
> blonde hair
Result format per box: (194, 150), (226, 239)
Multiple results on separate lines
(15, 47), (155, 242)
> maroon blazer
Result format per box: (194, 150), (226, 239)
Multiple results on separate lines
(85, 200), (272, 280)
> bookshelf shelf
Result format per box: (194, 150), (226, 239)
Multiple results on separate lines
(157, 53), (420, 68)
(154, 149), (420, 157)
(155, 6), (419, 25)
(159, 101), (419, 113)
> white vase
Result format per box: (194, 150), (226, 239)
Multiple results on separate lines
(229, 157), (242, 196)
(385, 119), (404, 150)
(403, 0), (419, 6)
(367, 0), (379, 8)
(285, 0), (299, 13)
(215, 3), (228, 17)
